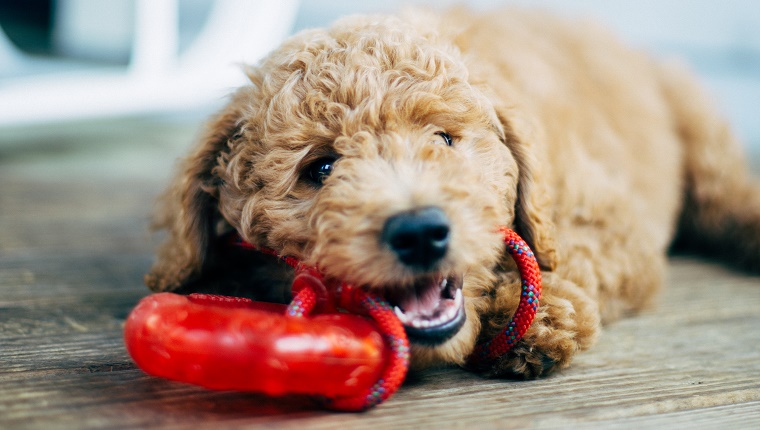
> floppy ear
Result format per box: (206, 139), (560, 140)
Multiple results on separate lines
(144, 101), (243, 292)
(495, 107), (558, 271)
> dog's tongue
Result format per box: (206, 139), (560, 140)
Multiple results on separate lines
(399, 278), (445, 318)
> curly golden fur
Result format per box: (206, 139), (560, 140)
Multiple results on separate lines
(145, 8), (760, 378)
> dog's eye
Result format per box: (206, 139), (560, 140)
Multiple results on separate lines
(304, 157), (336, 186)
(434, 131), (453, 146)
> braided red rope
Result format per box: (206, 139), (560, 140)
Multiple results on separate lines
(467, 227), (542, 368)
(231, 226), (540, 410)
(282, 282), (409, 411)
(233, 236), (409, 411)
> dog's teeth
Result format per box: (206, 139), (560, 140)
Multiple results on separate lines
(393, 305), (403, 317)
(398, 286), (464, 331)
(440, 278), (448, 289)
(394, 306), (408, 323)
(454, 289), (463, 306)
(444, 304), (455, 320)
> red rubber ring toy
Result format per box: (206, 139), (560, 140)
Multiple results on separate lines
(124, 227), (541, 411)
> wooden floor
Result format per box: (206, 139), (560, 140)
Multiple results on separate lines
(1, 118), (759, 429)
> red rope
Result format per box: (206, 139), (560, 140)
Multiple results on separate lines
(283, 278), (409, 411)
(467, 227), (542, 368)
(230, 226), (540, 410)
(325, 289), (410, 411)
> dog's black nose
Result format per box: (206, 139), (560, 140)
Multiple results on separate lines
(382, 207), (450, 270)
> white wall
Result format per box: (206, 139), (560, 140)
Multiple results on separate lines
(0, 0), (299, 127)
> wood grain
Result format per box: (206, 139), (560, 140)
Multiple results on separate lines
(1, 120), (759, 429)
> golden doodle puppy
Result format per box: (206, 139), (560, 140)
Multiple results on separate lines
(145, 8), (760, 378)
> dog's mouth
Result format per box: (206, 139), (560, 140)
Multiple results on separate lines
(382, 275), (465, 346)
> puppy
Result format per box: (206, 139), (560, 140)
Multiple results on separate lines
(145, 8), (760, 378)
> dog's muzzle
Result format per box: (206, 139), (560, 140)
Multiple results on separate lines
(381, 207), (466, 345)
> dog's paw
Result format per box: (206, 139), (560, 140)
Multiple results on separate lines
(477, 273), (601, 379)
(481, 329), (573, 379)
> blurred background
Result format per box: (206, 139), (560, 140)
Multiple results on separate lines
(1, 0), (758, 185)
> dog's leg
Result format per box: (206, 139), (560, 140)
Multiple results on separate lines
(479, 215), (672, 378)
(662, 65), (760, 271)
(477, 270), (601, 378)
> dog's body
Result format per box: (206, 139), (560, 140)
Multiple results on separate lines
(146, 8), (760, 378)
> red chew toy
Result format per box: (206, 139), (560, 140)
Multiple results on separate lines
(124, 294), (386, 398)
(124, 227), (541, 411)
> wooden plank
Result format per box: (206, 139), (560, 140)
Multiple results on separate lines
(2, 251), (758, 429)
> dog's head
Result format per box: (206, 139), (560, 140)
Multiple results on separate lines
(146, 15), (556, 362)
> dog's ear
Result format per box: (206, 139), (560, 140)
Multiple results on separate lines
(495, 108), (559, 271)
(144, 101), (243, 292)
